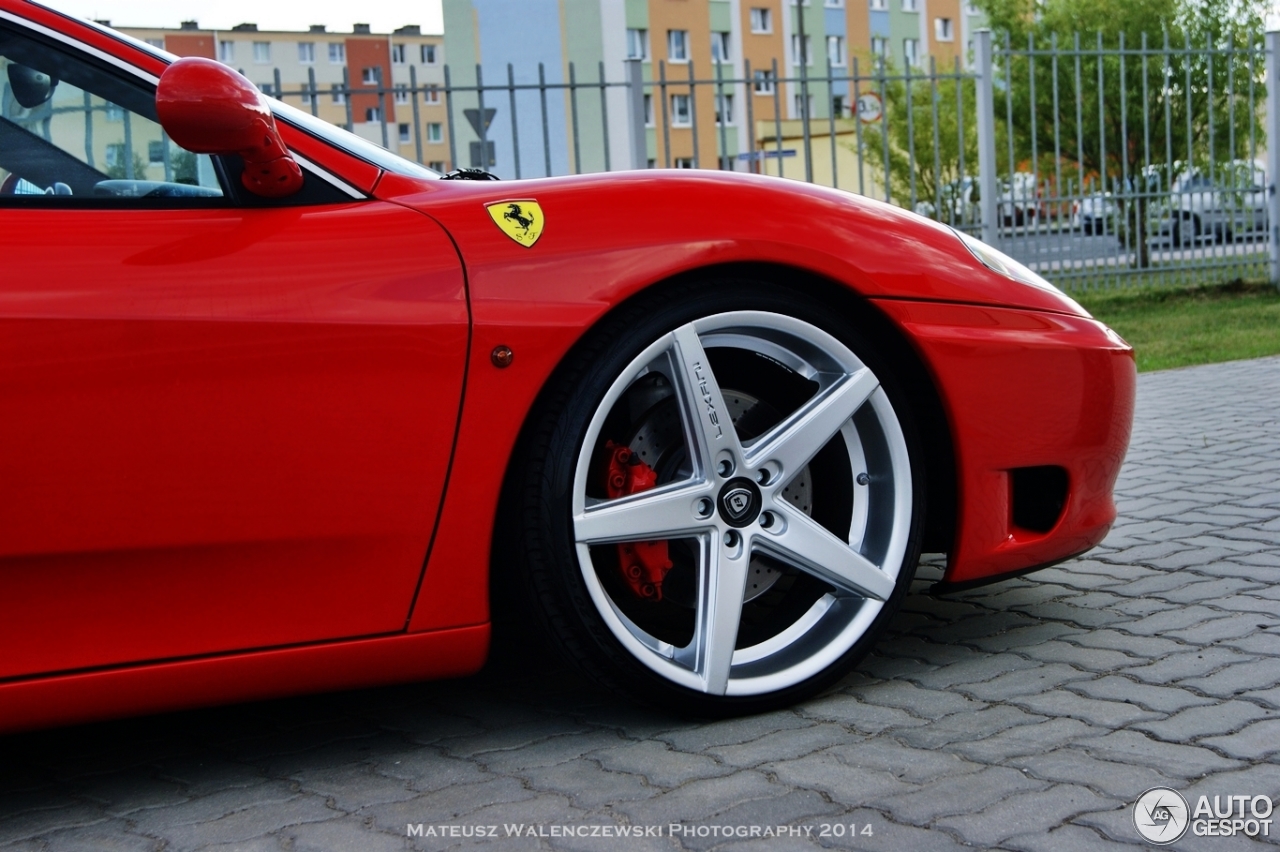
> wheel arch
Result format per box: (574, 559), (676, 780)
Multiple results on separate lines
(487, 261), (957, 637)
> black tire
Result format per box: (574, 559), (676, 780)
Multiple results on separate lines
(515, 279), (924, 716)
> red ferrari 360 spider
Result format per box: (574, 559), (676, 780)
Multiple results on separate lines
(0, 0), (1135, 730)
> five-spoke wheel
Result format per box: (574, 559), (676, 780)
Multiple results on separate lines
(520, 284), (922, 713)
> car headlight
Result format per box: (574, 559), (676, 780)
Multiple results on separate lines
(952, 229), (1090, 316)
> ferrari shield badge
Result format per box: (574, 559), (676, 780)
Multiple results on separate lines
(486, 200), (544, 248)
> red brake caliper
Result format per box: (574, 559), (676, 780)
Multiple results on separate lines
(602, 440), (674, 601)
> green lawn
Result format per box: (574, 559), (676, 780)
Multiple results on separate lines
(1073, 281), (1280, 372)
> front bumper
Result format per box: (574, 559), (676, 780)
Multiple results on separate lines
(873, 299), (1136, 586)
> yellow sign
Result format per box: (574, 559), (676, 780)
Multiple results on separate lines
(486, 200), (544, 248)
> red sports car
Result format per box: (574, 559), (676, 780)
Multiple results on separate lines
(0, 1), (1135, 730)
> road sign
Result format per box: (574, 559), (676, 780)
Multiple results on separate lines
(857, 92), (883, 124)
(463, 107), (496, 136)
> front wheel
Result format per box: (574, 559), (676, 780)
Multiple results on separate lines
(517, 282), (923, 715)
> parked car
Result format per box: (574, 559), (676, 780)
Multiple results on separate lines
(0, 1), (1136, 729)
(998, 172), (1042, 227)
(913, 177), (979, 227)
(1071, 193), (1118, 236)
(1157, 162), (1267, 246)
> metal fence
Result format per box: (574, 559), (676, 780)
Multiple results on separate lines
(270, 29), (1280, 292)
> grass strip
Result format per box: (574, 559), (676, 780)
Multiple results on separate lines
(1074, 280), (1280, 372)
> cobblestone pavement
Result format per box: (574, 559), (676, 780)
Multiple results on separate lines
(2, 356), (1279, 852)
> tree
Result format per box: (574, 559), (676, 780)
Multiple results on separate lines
(855, 64), (985, 228)
(977, 0), (1267, 266)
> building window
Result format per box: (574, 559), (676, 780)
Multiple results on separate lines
(670, 94), (691, 126)
(218, 40), (234, 62)
(104, 143), (125, 170)
(871, 36), (888, 57)
(393, 85), (409, 104)
(300, 91), (316, 109)
(791, 34), (813, 66)
(331, 84), (345, 104)
(398, 122), (411, 143)
(428, 160), (446, 171)
(147, 140), (165, 164)
(252, 41), (270, 63)
(832, 95), (845, 116)
(827, 35), (845, 67)
(643, 94), (654, 126)
(362, 67), (380, 85)
(421, 44), (437, 64)
(626, 28), (649, 60)
(298, 42), (314, 63)
(712, 31), (731, 63)
(674, 157), (694, 169)
(749, 8), (772, 33)
(794, 93), (814, 117)
(903, 37), (920, 66)
(869, 0), (887, 9)
(935, 17), (954, 40)
(424, 85), (440, 104)
(366, 106), (382, 121)
(392, 44), (406, 64)
(145, 37), (164, 48)
(260, 82), (275, 97)
(329, 42), (346, 63)
(965, 0), (979, 12)
(105, 103), (123, 121)
(825, 0), (845, 6)
(715, 93), (734, 125)
(902, 0), (918, 10)
(753, 68), (776, 94)
(667, 29), (689, 62)
(426, 122), (443, 142)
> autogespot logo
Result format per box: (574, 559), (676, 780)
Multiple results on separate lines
(1134, 787), (1190, 845)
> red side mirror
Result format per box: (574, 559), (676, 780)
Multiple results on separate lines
(156, 57), (303, 199)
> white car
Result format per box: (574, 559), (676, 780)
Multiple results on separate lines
(1163, 162), (1267, 245)
(1071, 193), (1118, 235)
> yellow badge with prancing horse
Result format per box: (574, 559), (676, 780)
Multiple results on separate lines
(486, 200), (544, 248)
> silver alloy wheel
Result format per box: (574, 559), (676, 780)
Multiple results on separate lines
(571, 311), (913, 697)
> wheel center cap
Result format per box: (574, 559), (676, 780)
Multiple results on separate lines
(717, 477), (762, 528)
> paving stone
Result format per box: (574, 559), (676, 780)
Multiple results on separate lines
(952, 717), (1098, 762)
(592, 740), (731, 788)
(895, 705), (1046, 750)
(907, 653), (1042, 691)
(1009, 690), (1161, 728)
(797, 695), (929, 735)
(658, 712), (810, 753)
(284, 817), (406, 852)
(1069, 676), (1217, 714)
(1165, 613), (1279, 644)
(1002, 822), (1143, 852)
(1119, 606), (1238, 637)
(1010, 748), (1185, 800)
(520, 757), (655, 809)
(290, 765), (416, 812)
(958, 663), (1096, 702)
(821, 738), (982, 784)
(26, 823), (161, 852)
(1181, 659), (1280, 697)
(1133, 701), (1274, 742)
(614, 771), (781, 826)
(843, 680), (988, 720)
(767, 752), (914, 805)
(1066, 629), (1186, 659)
(808, 812), (972, 852)
(142, 795), (336, 852)
(1120, 647), (1254, 685)
(934, 785), (1118, 847)
(870, 766), (1045, 824)
(962, 622), (1086, 653)
(1072, 730), (1245, 778)
(1199, 718), (1280, 760)
(706, 724), (856, 768)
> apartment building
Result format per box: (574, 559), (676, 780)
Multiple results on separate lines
(118, 20), (452, 171)
(442, 0), (984, 179)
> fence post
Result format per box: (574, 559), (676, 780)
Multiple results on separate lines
(975, 29), (999, 246)
(626, 59), (647, 170)
(1266, 29), (1280, 286)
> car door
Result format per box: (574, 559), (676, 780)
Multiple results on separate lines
(0, 20), (468, 679)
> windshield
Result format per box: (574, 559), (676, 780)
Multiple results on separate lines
(52, 11), (442, 181)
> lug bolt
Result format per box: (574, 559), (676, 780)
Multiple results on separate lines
(724, 530), (739, 548)
(756, 469), (770, 485)
(759, 511), (774, 529)
(717, 459), (734, 477)
(696, 498), (714, 518)
(857, 472), (870, 485)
